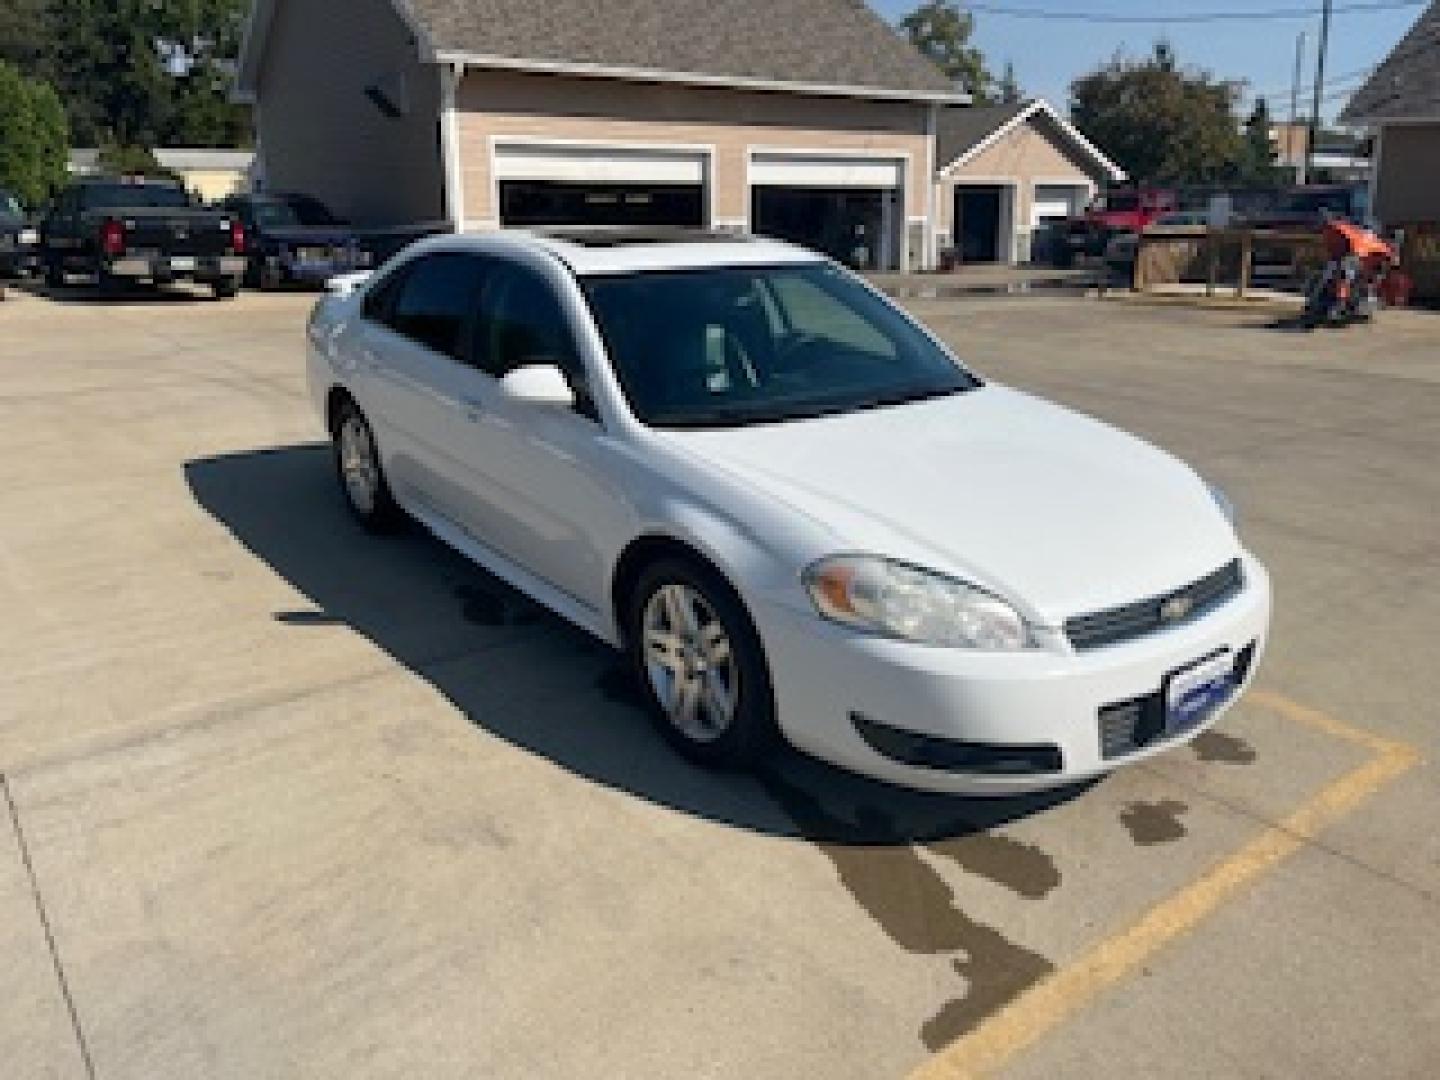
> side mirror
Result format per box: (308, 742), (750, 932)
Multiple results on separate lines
(499, 363), (575, 408)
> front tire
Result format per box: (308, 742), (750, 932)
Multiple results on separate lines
(626, 558), (778, 770)
(332, 400), (401, 531)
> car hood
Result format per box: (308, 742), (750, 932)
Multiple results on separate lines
(664, 385), (1240, 624)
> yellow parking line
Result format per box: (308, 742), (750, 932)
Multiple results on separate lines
(910, 694), (1421, 1080)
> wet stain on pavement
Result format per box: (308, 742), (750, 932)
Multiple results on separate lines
(1119, 800), (1189, 846)
(930, 833), (1061, 900)
(1191, 730), (1258, 764)
(922, 944), (1058, 1052)
(760, 769), (1059, 1049)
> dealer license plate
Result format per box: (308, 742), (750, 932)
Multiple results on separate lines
(1165, 650), (1235, 732)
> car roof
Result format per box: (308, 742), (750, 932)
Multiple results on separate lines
(411, 228), (824, 276)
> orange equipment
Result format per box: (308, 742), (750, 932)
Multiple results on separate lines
(1322, 219), (1398, 263)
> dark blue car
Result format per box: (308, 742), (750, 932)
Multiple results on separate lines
(219, 193), (373, 289)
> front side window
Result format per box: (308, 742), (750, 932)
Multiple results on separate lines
(472, 263), (582, 381)
(582, 262), (978, 429)
(383, 254), (486, 360)
(253, 196), (342, 230)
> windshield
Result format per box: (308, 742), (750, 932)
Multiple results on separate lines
(79, 183), (190, 209)
(1279, 190), (1354, 215)
(582, 262), (980, 430)
(1098, 193), (1140, 213)
(252, 196), (341, 229)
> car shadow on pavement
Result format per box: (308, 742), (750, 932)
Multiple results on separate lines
(15, 279), (222, 305)
(184, 443), (1088, 846)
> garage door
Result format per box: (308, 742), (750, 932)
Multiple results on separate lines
(750, 153), (905, 272)
(1032, 184), (1089, 228)
(494, 144), (708, 228)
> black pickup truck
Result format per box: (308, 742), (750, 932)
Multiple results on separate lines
(40, 178), (247, 298)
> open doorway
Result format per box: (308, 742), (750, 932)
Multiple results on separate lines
(954, 185), (1007, 264)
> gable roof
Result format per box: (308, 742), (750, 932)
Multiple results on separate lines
(937, 99), (1126, 183)
(237, 0), (963, 105)
(1342, 0), (1440, 123)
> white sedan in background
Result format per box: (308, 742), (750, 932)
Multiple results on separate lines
(306, 230), (1270, 795)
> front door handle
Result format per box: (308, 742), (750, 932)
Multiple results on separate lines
(460, 398), (485, 421)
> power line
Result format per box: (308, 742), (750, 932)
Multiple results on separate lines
(963, 0), (1424, 24)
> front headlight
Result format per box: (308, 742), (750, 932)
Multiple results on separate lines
(803, 556), (1034, 650)
(1208, 482), (1237, 526)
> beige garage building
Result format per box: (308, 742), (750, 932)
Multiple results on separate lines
(236, 0), (964, 272)
(936, 99), (1126, 265)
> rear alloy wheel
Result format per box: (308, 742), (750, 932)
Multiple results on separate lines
(628, 559), (777, 769)
(333, 401), (401, 531)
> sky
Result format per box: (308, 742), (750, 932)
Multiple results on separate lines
(871, 0), (1427, 123)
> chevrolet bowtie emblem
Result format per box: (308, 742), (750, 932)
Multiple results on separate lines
(1161, 594), (1195, 622)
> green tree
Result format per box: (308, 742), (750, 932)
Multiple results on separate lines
(0, 61), (68, 206)
(13, 0), (250, 150)
(900, 1), (994, 103)
(0, 0), (49, 71)
(1070, 42), (1248, 185)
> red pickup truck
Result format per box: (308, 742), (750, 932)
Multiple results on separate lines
(1064, 189), (1180, 258)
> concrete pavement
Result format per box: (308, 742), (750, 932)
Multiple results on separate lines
(0, 281), (1436, 1078)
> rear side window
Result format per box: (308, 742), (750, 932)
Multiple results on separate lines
(381, 254), (486, 360)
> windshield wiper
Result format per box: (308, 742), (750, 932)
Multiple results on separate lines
(850, 385), (967, 414)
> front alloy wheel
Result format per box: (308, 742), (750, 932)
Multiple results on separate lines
(642, 583), (740, 744)
(628, 559), (777, 769)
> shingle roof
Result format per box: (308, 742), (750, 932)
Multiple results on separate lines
(405, 0), (957, 99)
(935, 101), (1031, 167)
(1342, 0), (1440, 122)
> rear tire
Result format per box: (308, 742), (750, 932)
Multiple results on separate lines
(44, 258), (64, 289)
(212, 277), (240, 300)
(625, 557), (778, 770)
(332, 399), (402, 532)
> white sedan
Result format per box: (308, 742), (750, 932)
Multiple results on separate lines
(306, 230), (1270, 795)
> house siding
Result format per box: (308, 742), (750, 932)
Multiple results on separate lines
(937, 116), (1102, 247)
(1375, 123), (1440, 226)
(255, 0), (445, 226)
(454, 69), (931, 231)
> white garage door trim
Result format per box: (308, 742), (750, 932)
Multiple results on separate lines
(1030, 181), (1092, 229)
(485, 138), (716, 229)
(493, 141), (709, 185)
(749, 151), (906, 190)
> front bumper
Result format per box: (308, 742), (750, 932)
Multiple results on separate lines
(754, 554), (1272, 795)
(107, 254), (246, 281)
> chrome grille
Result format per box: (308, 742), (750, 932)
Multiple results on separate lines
(1066, 560), (1244, 652)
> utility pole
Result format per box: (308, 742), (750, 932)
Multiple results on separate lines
(1291, 31), (1308, 183)
(1306, 0), (1333, 185)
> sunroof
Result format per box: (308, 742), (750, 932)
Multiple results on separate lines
(538, 227), (751, 249)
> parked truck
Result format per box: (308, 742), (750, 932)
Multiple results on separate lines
(40, 177), (246, 298)
(1060, 188), (1181, 261)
